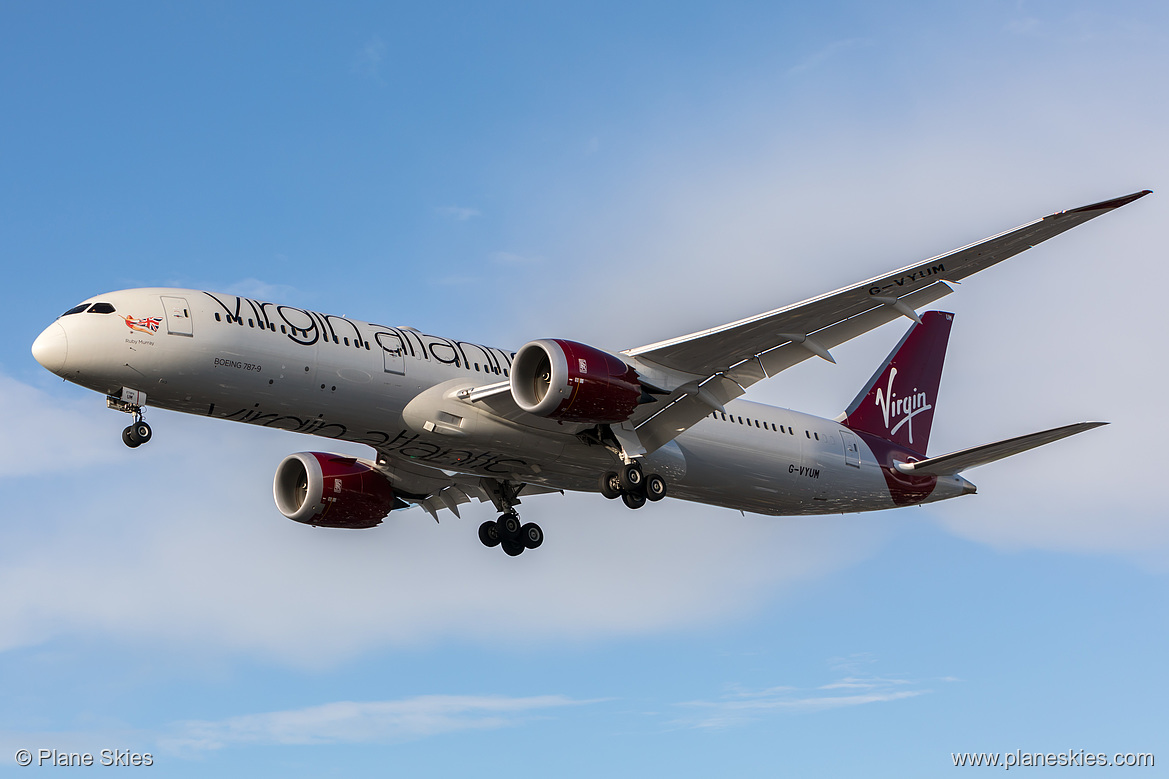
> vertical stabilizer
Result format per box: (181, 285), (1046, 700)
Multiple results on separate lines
(841, 311), (953, 456)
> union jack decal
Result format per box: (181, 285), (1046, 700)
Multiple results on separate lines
(124, 315), (162, 335)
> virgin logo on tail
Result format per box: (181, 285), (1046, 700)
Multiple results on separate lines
(873, 367), (932, 446)
(842, 310), (952, 455)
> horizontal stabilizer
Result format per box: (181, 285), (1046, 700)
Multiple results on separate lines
(894, 422), (1107, 476)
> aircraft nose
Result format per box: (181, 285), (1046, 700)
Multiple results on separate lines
(32, 322), (68, 374)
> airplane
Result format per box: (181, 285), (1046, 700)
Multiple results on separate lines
(31, 190), (1150, 556)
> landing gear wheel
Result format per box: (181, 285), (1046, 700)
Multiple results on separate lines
(645, 474), (667, 502)
(619, 463), (644, 491)
(499, 512), (521, 539)
(122, 426), (141, 448)
(599, 471), (622, 499)
(622, 490), (647, 510)
(520, 522), (544, 549)
(501, 539), (525, 556)
(478, 520), (501, 548)
(132, 421), (152, 444)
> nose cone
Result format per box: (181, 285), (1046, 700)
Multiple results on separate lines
(32, 322), (68, 374)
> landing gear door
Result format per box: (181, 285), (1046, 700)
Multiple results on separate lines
(160, 296), (193, 336)
(841, 431), (861, 468)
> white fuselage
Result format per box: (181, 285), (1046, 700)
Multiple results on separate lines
(35, 288), (973, 516)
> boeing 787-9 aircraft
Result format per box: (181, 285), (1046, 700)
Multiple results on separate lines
(31, 191), (1150, 556)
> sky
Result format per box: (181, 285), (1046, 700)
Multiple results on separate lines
(1, 1), (1167, 776)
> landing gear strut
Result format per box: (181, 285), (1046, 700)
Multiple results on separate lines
(478, 480), (543, 557)
(600, 461), (667, 509)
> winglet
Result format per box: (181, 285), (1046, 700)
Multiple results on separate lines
(1062, 189), (1151, 215)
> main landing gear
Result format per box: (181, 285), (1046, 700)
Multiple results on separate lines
(477, 479), (543, 557)
(599, 462), (667, 510)
(478, 511), (544, 557)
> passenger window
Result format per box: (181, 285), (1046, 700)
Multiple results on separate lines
(805, 430), (810, 438)
(344, 337), (350, 346)
(248, 319), (254, 327)
(214, 312), (221, 321)
(61, 304), (90, 316)
(89, 302), (116, 314)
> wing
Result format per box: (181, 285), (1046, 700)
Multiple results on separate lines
(623, 191), (1150, 453)
(374, 454), (562, 521)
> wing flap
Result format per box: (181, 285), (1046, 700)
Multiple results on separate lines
(895, 422), (1107, 476)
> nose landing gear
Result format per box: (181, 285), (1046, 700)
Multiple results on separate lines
(121, 418), (152, 448)
(107, 390), (152, 448)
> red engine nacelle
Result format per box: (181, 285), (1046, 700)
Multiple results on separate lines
(273, 452), (399, 529)
(510, 339), (643, 423)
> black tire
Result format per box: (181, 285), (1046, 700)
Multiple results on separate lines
(133, 421), (152, 444)
(599, 471), (622, 499)
(501, 540), (525, 557)
(478, 520), (501, 548)
(521, 522), (544, 549)
(645, 474), (667, 502)
(122, 426), (141, 448)
(499, 512), (521, 538)
(622, 490), (647, 510)
(619, 463), (643, 491)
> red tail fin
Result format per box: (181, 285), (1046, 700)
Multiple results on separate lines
(841, 311), (953, 456)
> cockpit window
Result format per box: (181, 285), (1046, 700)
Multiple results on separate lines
(88, 302), (117, 314)
(61, 303), (90, 317)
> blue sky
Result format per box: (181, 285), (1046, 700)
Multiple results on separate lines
(2, 2), (1167, 776)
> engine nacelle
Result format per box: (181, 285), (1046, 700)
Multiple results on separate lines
(510, 339), (642, 423)
(273, 452), (399, 529)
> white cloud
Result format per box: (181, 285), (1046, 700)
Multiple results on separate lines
(673, 673), (932, 729)
(161, 694), (588, 751)
(0, 695), (594, 758)
(223, 278), (304, 304)
(489, 251), (543, 265)
(431, 275), (479, 286)
(437, 205), (482, 221)
(0, 375), (111, 477)
(786, 38), (868, 75)
(352, 36), (386, 78)
(0, 396), (884, 664)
